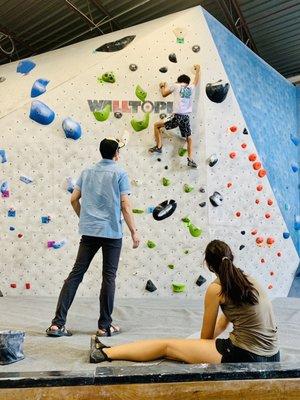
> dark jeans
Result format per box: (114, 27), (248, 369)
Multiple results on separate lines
(52, 235), (122, 330)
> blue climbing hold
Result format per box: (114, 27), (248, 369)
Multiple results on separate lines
(295, 215), (300, 231)
(66, 177), (75, 193)
(290, 134), (300, 146)
(0, 149), (7, 163)
(62, 118), (82, 140)
(291, 162), (299, 173)
(31, 79), (49, 98)
(1, 181), (8, 193)
(17, 59), (36, 75)
(29, 101), (55, 125)
(52, 240), (66, 249)
(283, 232), (290, 239)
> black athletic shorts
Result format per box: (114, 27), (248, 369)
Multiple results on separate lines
(164, 113), (191, 138)
(216, 338), (280, 363)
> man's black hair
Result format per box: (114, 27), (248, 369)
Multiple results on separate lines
(177, 74), (190, 84)
(99, 138), (119, 159)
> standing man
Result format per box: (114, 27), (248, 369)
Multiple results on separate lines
(46, 138), (140, 337)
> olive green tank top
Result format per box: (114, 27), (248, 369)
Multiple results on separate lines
(215, 277), (279, 356)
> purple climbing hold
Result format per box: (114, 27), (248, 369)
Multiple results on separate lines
(29, 101), (55, 125)
(17, 59), (36, 75)
(95, 35), (135, 52)
(31, 79), (50, 98)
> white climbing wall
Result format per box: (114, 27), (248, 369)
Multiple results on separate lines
(0, 6), (298, 299)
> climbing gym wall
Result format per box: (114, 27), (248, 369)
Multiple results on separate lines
(0, 6), (299, 298)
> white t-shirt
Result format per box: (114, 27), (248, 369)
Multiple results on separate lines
(169, 83), (195, 114)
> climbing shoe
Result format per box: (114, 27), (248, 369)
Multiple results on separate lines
(149, 146), (162, 154)
(187, 158), (197, 168)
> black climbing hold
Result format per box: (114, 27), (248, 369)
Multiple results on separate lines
(239, 245), (245, 250)
(159, 113), (167, 119)
(0, 289), (3, 297)
(129, 63), (138, 71)
(157, 158), (161, 162)
(207, 154), (218, 167)
(199, 202), (206, 208)
(199, 187), (205, 193)
(164, 166), (168, 170)
(145, 280), (157, 292)
(206, 80), (230, 103)
(114, 112), (122, 119)
(243, 128), (248, 135)
(95, 35), (136, 52)
(192, 45), (200, 53)
(0, 77), (6, 83)
(209, 192), (223, 207)
(196, 275), (206, 287)
(168, 53), (177, 63)
(241, 231), (246, 235)
(159, 66), (168, 73)
(153, 199), (177, 221)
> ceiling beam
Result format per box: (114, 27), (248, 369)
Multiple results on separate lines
(89, 0), (121, 31)
(0, 25), (37, 55)
(64, 0), (104, 33)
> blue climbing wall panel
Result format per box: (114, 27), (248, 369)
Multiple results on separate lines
(204, 10), (300, 256)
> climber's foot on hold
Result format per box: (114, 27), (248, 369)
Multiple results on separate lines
(149, 145), (162, 154)
(187, 158), (197, 168)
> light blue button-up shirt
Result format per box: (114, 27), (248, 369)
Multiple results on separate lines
(75, 159), (131, 239)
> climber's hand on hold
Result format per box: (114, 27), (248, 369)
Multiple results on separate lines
(159, 82), (166, 89)
(193, 65), (201, 86)
(194, 64), (200, 72)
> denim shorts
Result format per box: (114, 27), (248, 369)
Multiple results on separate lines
(216, 338), (280, 363)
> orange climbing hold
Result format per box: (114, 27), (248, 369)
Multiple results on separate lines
(235, 211), (241, 217)
(265, 213), (271, 219)
(270, 271), (274, 276)
(249, 153), (257, 162)
(229, 151), (237, 159)
(256, 237), (264, 245)
(255, 199), (260, 204)
(266, 237), (275, 246)
(256, 185), (263, 192)
(251, 229), (258, 235)
(25, 283), (31, 289)
(267, 199), (273, 206)
(10, 283), (17, 288)
(277, 252), (282, 257)
(258, 169), (266, 178)
(241, 143), (247, 149)
(261, 258), (265, 263)
(268, 284), (273, 290)
(229, 125), (238, 133)
(227, 182), (232, 188)
(253, 162), (261, 170)
(18, 233), (23, 238)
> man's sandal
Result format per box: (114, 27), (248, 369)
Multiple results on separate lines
(96, 324), (121, 337)
(46, 325), (72, 337)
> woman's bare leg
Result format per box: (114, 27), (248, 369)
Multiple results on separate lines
(104, 339), (222, 364)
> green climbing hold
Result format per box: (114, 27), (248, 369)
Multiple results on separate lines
(181, 216), (190, 224)
(99, 71), (116, 83)
(131, 112), (150, 132)
(147, 240), (156, 249)
(189, 224), (202, 238)
(178, 147), (187, 157)
(184, 184), (194, 193)
(135, 85), (147, 102)
(132, 209), (144, 214)
(168, 264), (175, 270)
(184, 250), (189, 255)
(93, 104), (111, 122)
(172, 283), (186, 293)
(162, 177), (171, 186)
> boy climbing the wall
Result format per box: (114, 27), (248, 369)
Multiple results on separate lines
(149, 64), (201, 168)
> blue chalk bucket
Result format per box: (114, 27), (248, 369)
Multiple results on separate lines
(0, 330), (25, 365)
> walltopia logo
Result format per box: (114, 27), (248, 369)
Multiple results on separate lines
(87, 100), (174, 114)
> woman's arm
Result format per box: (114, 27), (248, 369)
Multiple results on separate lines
(213, 313), (230, 339)
(200, 283), (221, 339)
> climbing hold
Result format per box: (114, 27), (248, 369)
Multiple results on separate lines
(114, 112), (122, 119)
(283, 232), (290, 239)
(192, 45), (200, 53)
(66, 177), (75, 193)
(207, 154), (218, 167)
(18, 233), (23, 239)
(209, 192), (223, 207)
(277, 252), (282, 257)
(157, 158), (161, 162)
(184, 250), (189, 255)
(95, 35), (136, 52)
(268, 284), (273, 290)
(188, 224), (202, 238)
(265, 213), (271, 219)
(172, 283), (186, 293)
(147, 240), (156, 249)
(168, 53), (177, 63)
(159, 113), (167, 119)
(256, 237), (264, 245)
(41, 216), (51, 224)
(132, 209), (144, 214)
(285, 203), (291, 211)
(258, 169), (266, 178)
(235, 211), (241, 217)
(162, 177), (171, 187)
(270, 271), (274, 276)
(241, 143), (247, 149)
(145, 280), (157, 292)
(229, 151), (237, 159)
(135, 85), (147, 102)
(239, 245), (245, 250)
(253, 162), (261, 170)
(29, 100), (55, 125)
(243, 128), (249, 135)
(168, 264), (175, 270)
(164, 165), (168, 170)
(261, 258), (265, 264)
(0, 149), (7, 163)
(99, 72), (116, 83)
(159, 67), (168, 73)
(199, 187), (205, 193)
(20, 175), (33, 184)
(248, 153), (257, 162)
(1, 181), (9, 197)
(241, 231), (246, 235)
(206, 80), (229, 103)
(0, 76), (6, 83)
(295, 215), (300, 231)
(153, 199), (177, 221)
(227, 182), (232, 188)
(256, 185), (263, 191)
(31, 79), (49, 98)
(255, 199), (260, 204)
(10, 283), (17, 288)
(196, 275), (206, 287)
(93, 104), (111, 122)
(17, 59), (36, 74)
(8, 208), (16, 217)
(228, 125), (238, 133)
(52, 240), (66, 249)
(182, 216), (190, 224)
(178, 148), (188, 157)
(9, 227), (15, 231)
(290, 134), (300, 146)
(267, 199), (273, 206)
(266, 237), (275, 246)
(291, 162), (299, 173)
(25, 283), (31, 290)
(130, 112), (150, 132)
(147, 206), (155, 214)
(184, 184), (194, 193)
(62, 118), (82, 140)
(251, 229), (258, 235)
(199, 202), (206, 207)
(129, 63), (138, 71)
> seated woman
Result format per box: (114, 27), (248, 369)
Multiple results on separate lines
(91, 240), (280, 364)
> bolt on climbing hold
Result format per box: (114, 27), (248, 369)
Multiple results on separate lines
(256, 185), (263, 192)
(267, 199), (273, 206)
(129, 64), (138, 71)
(62, 117), (82, 140)
(248, 153), (257, 162)
(189, 224), (202, 238)
(114, 112), (122, 119)
(164, 165), (168, 170)
(277, 252), (282, 257)
(196, 275), (206, 287)
(25, 283), (31, 289)
(227, 182), (232, 188)
(29, 100), (55, 125)
(192, 44), (200, 53)
(241, 143), (247, 149)
(153, 200), (177, 221)
(207, 154), (218, 167)
(145, 280), (157, 292)
(98, 72), (116, 83)
(229, 152), (237, 159)
(0, 76), (6, 82)
(17, 59), (36, 74)
(184, 184), (194, 193)
(206, 80), (230, 103)
(199, 187), (205, 193)
(8, 208), (16, 217)
(147, 240), (156, 249)
(93, 104), (111, 122)
(261, 258), (265, 263)
(209, 192), (223, 207)
(265, 213), (271, 219)
(20, 176), (33, 184)
(182, 216), (191, 224)
(135, 85), (147, 102)
(243, 128), (249, 135)
(283, 232), (290, 239)
(132, 209), (144, 214)
(172, 283), (186, 293)
(10, 283), (17, 289)
(256, 237), (264, 245)
(199, 202), (206, 207)
(0, 149), (7, 163)
(266, 237), (275, 246)
(235, 211), (241, 217)
(255, 199), (260, 204)
(66, 177), (76, 193)
(290, 134), (300, 146)
(131, 112), (150, 132)
(228, 125), (238, 133)
(31, 79), (49, 98)
(241, 231), (246, 235)
(178, 147), (187, 157)
(162, 177), (171, 187)
(253, 162), (261, 170)
(95, 35), (136, 52)
(251, 229), (258, 235)
(239, 245), (245, 250)
(268, 285), (273, 290)
(184, 250), (189, 255)
(258, 169), (266, 178)
(291, 162), (299, 173)
(168, 264), (175, 270)
(18, 233), (23, 238)
(41, 216), (51, 224)
(159, 113), (167, 119)
(168, 53), (177, 63)
(159, 67), (168, 73)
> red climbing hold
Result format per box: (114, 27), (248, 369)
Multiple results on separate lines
(255, 199), (260, 204)
(253, 162), (261, 170)
(267, 199), (273, 206)
(229, 152), (237, 159)
(229, 125), (238, 133)
(227, 182), (232, 188)
(268, 284), (273, 290)
(277, 252), (282, 257)
(266, 237), (275, 246)
(270, 271), (274, 276)
(10, 283), (17, 288)
(25, 283), (31, 289)
(241, 143), (247, 149)
(235, 211), (241, 217)
(251, 229), (258, 235)
(258, 169), (267, 178)
(249, 153), (257, 162)
(265, 213), (271, 219)
(261, 258), (265, 263)
(256, 237), (264, 245)
(18, 233), (23, 238)
(256, 185), (263, 192)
